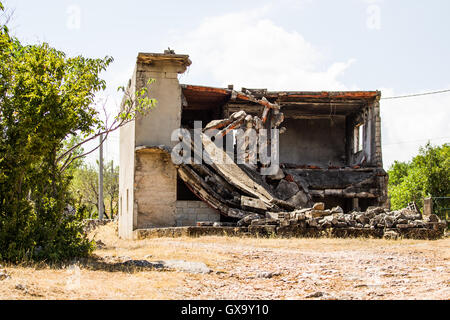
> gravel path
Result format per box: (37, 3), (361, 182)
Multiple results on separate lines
(154, 238), (450, 300)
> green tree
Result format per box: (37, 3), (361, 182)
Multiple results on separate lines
(70, 161), (119, 219)
(388, 142), (450, 212)
(0, 1), (155, 262)
(104, 160), (119, 217)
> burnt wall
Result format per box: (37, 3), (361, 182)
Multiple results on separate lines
(280, 117), (346, 166)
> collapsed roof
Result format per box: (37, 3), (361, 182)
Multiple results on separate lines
(181, 84), (380, 118)
(138, 88), (385, 221)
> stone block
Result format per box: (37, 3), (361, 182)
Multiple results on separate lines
(313, 202), (325, 210)
(187, 201), (201, 208)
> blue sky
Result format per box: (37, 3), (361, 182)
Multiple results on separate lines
(3, 0), (450, 169)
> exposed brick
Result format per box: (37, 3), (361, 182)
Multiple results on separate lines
(187, 201), (201, 208)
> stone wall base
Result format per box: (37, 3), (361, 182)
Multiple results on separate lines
(134, 225), (446, 241)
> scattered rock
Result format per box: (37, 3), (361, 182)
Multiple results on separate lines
(331, 206), (344, 214)
(197, 221), (215, 227)
(308, 209), (331, 218)
(122, 260), (165, 269)
(15, 284), (27, 291)
(237, 213), (262, 227)
(235, 205), (445, 239)
(412, 220), (425, 228)
(213, 222), (236, 227)
(95, 240), (106, 249)
(356, 214), (369, 225)
(384, 230), (399, 240)
(158, 260), (212, 274)
(118, 256), (132, 262)
(367, 206), (385, 215)
(265, 212), (279, 220)
(384, 216), (395, 228)
(287, 190), (309, 208)
(321, 221), (332, 228)
(0, 270), (10, 281)
(425, 214), (440, 223)
(306, 291), (324, 298)
(321, 215), (338, 225)
(295, 212), (306, 221)
(257, 271), (281, 279)
(313, 202), (325, 211)
(275, 180), (299, 201)
(307, 219), (319, 228)
(334, 222), (348, 228)
(267, 167), (285, 180)
(251, 219), (270, 226)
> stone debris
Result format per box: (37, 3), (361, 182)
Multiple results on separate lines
(15, 284), (27, 291)
(0, 269), (11, 281)
(121, 259), (211, 274)
(95, 240), (106, 249)
(313, 202), (325, 211)
(305, 291), (324, 298)
(383, 230), (399, 240)
(122, 260), (165, 269)
(257, 271), (282, 279)
(234, 205), (447, 239)
(275, 180), (299, 201)
(174, 93), (290, 221)
(157, 260), (212, 274)
(145, 89), (444, 240)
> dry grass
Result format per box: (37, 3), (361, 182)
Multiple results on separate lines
(0, 222), (449, 300)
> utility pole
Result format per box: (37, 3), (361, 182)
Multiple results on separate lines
(98, 134), (104, 220)
(110, 160), (114, 219)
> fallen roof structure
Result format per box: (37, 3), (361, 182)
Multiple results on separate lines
(118, 51), (392, 239)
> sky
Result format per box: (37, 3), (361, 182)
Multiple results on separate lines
(3, 0), (450, 170)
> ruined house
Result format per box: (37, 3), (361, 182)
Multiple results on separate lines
(118, 52), (388, 239)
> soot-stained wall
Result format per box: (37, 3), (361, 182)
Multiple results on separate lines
(279, 116), (346, 166)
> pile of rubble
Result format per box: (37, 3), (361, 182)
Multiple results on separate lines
(175, 92), (298, 220)
(169, 90), (446, 240)
(235, 203), (447, 239)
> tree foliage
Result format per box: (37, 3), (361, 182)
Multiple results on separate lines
(0, 1), (154, 262)
(388, 142), (450, 212)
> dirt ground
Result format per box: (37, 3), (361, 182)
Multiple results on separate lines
(0, 223), (449, 300)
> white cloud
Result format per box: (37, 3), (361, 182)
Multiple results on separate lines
(168, 8), (450, 170)
(170, 7), (355, 91)
(380, 87), (450, 169)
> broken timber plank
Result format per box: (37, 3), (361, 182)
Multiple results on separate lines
(201, 132), (275, 206)
(241, 196), (269, 212)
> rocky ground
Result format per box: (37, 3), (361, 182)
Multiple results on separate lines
(0, 223), (448, 300)
(237, 204), (447, 240)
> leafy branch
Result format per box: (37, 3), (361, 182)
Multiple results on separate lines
(58, 79), (157, 172)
